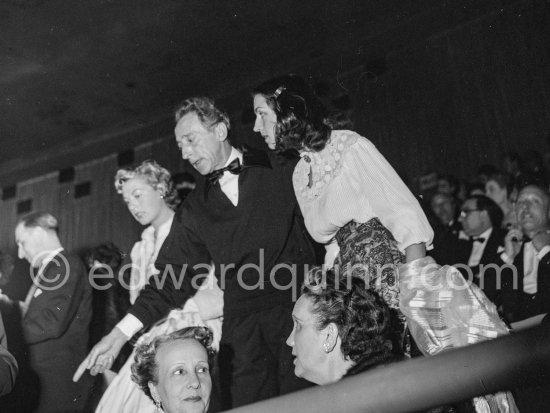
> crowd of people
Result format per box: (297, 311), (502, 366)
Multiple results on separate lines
(0, 74), (548, 413)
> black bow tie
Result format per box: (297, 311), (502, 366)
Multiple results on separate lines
(470, 236), (485, 243)
(206, 158), (243, 184)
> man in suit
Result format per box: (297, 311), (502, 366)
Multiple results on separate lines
(502, 184), (550, 328)
(75, 97), (316, 409)
(456, 195), (510, 307)
(15, 212), (93, 412)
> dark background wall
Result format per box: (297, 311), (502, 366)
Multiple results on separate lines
(0, 0), (548, 275)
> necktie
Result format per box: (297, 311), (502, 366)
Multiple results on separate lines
(470, 236), (485, 243)
(206, 158), (243, 185)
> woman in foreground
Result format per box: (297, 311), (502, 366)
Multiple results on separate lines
(132, 326), (215, 413)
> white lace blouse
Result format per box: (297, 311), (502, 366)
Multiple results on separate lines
(293, 130), (433, 253)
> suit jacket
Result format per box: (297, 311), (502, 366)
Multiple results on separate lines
(471, 228), (509, 307)
(429, 220), (466, 266)
(23, 251), (93, 413)
(503, 244), (550, 322)
(449, 228), (513, 310)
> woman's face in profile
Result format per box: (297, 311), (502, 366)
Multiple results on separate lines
(149, 339), (212, 413)
(253, 94), (278, 150)
(121, 176), (166, 227)
(286, 295), (330, 385)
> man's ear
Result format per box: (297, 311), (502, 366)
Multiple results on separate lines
(214, 122), (228, 142)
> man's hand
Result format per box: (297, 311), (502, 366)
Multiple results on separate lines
(72, 327), (128, 382)
(504, 226), (523, 260)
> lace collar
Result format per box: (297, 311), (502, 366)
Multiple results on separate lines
(293, 130), (358, 200)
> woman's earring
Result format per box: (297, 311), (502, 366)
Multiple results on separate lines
(160, 194), (165, 199)
(323, 342), (330, 353)
(154, 399), (163, 412)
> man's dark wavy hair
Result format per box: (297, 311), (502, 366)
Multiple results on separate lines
(301, 268), (395, 369)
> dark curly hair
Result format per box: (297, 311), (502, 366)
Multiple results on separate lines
(131, 326), (216, 402)
(85, 241), (124, 272)
(253, 74), (332, 152)
(466, 194), (504, 229)
(301, 268), (395, 369)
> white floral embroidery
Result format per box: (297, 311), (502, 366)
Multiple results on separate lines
(293, 130), (358, 201)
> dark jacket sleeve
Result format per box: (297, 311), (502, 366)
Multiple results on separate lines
(129, 205), (210, 327)
(22, 255), (86, 345)
(0, 314), (17, 397)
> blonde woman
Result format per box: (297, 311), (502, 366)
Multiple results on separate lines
(95, 160), (222, 413)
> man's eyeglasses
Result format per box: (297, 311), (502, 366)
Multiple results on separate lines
(459, 208), (481, 218)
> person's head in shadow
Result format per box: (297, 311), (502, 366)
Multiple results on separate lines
(286, 268), (400, 385)
(132, 326), (216, 413)
(172, 172), (196, 206)
(85, 242), (124, 286)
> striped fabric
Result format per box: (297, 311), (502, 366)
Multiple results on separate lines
(400, 256), (519, 413)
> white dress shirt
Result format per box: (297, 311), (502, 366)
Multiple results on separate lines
(217, 147), (243, 206)
(522, 242), (550, 294)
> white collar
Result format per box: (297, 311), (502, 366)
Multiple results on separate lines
(223, 147), (243, 167)
(37, 247), (64, 274)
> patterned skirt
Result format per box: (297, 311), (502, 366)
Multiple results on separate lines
(334, 218), (404, 308)
(334, 218), (406, 351)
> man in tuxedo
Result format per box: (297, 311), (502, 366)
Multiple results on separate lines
(15, 212), (93, 412)
(75, 97), (316, 409)
(456, 195), (510, 307)
(502, 184), (550, 328)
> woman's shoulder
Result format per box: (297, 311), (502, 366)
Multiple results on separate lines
(293, 130), (361, 200)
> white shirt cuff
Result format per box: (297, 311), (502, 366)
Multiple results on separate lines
(500, 252), (514, 265)
(536, 245), (550, 260)
(116, 314), (144, 338)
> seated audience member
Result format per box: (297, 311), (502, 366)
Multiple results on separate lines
(501, 151), (522, 180)
(428, 192), (463, 265)
(522, 149), (549, 188)
(476, 164), (499, 186)
(485, 172), (517, 228)
(467, 181), (486, 197)
(0, 314), (17, 397)
(436, 174), (460, 200)
(288, 268), (487, 412)
(457, 195), (511, 308)
(502, 184), (550, 329)
(286, 269), (402, 385)
(131, 326), (215, 413)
